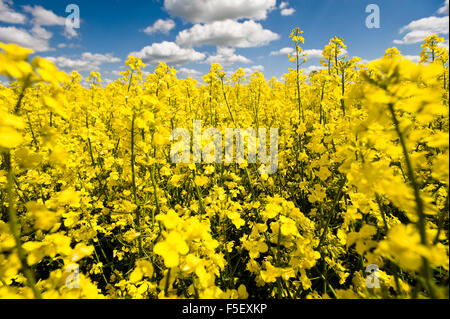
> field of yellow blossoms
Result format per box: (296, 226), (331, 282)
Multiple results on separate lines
(0, 29), (448, 299)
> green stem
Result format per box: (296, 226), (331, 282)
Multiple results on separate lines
(3, 152), (42, 299)
(318, 177), (346, 249)
(150, 162), (160, 224)
(295, 37), (302, 122)
(131, 112), (143, 257)
(388, 103), (436, 299)
(164, 268), (171, 297)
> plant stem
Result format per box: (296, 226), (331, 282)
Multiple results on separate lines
(318, 177), (346, 249)
(3, 152), (42, 299)
(150, 162), (160, 224)
(388, 103), (436, 298)
(131, 112), (143, 257)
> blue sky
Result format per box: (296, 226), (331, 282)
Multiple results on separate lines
(0, 0), (449, 83)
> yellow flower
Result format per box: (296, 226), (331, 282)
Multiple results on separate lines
(0, 112), (25, 149)
(263, 203), (282, 220)
(194, 175), (209, 187)
(25, 202), (59, 231)
(129, 260), (154, 283)
(154, 231), (189, 268)
(376, 224), (429, 271)
(156, 209), (181, 229)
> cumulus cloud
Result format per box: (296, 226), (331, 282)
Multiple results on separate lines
(30, 24), (52, 40)
(23, 5), (65, 26)
(64, 25), (78, 39)
(57, 43), (78, 49)
(394, 16), (449, 44)
(242, 65), (264, 74)
(270, 47), (294, 56)
(177, 67), (202, 79)
(278, 1), (295, 16)
(279, 2), (288, 9)
(358, 59), (371, 65)
(205, 47), (251, 66)
(164, 0), (276, 23)
(0, 3), (68, 51)
(438, 0), (449, 14)
(0, 25), (51, 51)
(404, 55), (421, 63)
(303, 65), (324, 74)
(0, 0), (26, 24)
(81, 52), (120, 64)
(23, 5), (78, 38)
(281, 8), (295, 16)
(109, 70), (124, 77)
(176, 20), (280, 48)
(304, 49), (323, 58)
(143, 19), (175, 35)
(129, 41), (206, 65)
(45, 52), (120, 72)
(439, 39), (449, 49)
(399, 16), (449, 34)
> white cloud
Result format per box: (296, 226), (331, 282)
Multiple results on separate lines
(438, 0), (449, 14)
(394, 1), (449, 45)
(393, 31), (431, 45)
(164, 0), (276, 23)
(0, 0), (26, 24)
(143, 19), (175, 35)
(0, 26), (51, 51)
(205, 47), (251, 66)
(281, 8), (295, 16)
(45, 52), (120, 72)
(340, 49), (348, 57)
(439, 39), (449, 49)
(103, 78), (115, 85)
(57, 43), (79, 49)
(22, 5), (65, 26)
(279, 2), (288, 9)
(304, 49), (323, 58)
(22, 5), (78, 38)
(303, 65), (324, 74)
(394, 16), (449, 44)
(44, 56), (95, 72)
(242, 65), (264, 74)
(64, 26), (78, 39)
(279, 1), (295, 16)
(81, 52), (120, 64)
(399, 16), (449, 34)
(109, 70), (124, 77)
(270, 47), (294, 56)
(31, 24), (52, 40)
(176, 20), (280, 48)
(177, 67), (201, 79)
(358, 59), (371, 65)
(404, 55), (421, 63)
(129, 41), (206, 65)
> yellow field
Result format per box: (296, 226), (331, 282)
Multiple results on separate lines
(0, 31), (448, 299)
